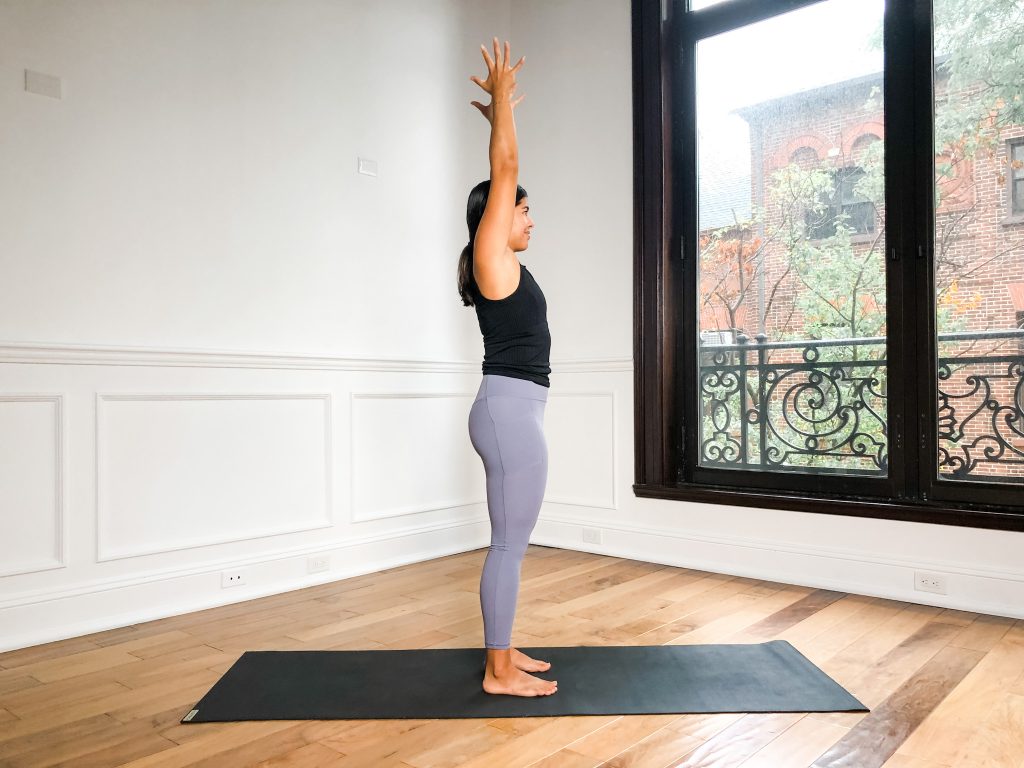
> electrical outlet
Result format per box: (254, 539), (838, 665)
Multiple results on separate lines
(221, 569), (246, 588)
(914, 571), (947, 595)
(582, 527), (603, 544)
(307, 555), (330, 574)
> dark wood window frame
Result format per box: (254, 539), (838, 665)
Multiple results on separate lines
(631, 0), (1024, 532)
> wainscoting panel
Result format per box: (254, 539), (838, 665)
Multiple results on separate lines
(0, 395), (65, 577)
(350, 392), (484, 522)
(96, 393), (332, 560)
(544, 391), (616, 510)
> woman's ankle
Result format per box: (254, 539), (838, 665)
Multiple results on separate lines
(486, 647), (513, 673)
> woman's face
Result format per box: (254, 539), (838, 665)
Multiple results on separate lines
(510, 197), (534, 253)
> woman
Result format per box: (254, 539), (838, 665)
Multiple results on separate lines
(459, 38), (557, 697)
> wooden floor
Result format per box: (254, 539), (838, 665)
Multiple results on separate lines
(1, 545), (1023, 768)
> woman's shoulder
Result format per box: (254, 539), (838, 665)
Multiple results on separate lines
(474, 259), (523, 302)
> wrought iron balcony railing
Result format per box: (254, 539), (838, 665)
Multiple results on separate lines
(698, 329), (1024, 480)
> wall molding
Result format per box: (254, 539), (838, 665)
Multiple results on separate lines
(95, 392), (334, 561)
(0, 394), (66, 577)
(0, 340), (633, 373)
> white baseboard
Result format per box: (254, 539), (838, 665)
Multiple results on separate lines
(532, 511), (1024, 621)
(0, 519), (490, 653)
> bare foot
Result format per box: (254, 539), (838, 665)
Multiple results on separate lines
(483, 666), (558, 697)
(511, 647), (551, 672)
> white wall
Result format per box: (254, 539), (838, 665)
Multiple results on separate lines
(1, 0), (1021, 653)
(0, 0), (506, 359)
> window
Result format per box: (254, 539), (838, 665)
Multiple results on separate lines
(806, 166), (876, 240)
(1010, 140), (1024, 217)
(632, 0), (1024, 531)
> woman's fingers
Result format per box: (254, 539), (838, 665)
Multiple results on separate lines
(473, 39), (522, 98)
(480, 39), (523, 73)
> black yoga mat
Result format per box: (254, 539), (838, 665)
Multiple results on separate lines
(181, 640), (867, 722)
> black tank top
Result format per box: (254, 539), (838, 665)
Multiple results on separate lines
(471, 262), (552, 387)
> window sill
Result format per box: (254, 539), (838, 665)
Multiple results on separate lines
(1000, 216), (1024, 227)
(632, 482), (1024, 532)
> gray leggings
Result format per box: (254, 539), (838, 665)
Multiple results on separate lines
(468, 374), (549, 649)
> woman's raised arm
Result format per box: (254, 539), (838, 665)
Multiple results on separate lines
(470, 39), (525, 280)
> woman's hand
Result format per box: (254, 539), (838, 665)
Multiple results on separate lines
(470, 37), (525, 122)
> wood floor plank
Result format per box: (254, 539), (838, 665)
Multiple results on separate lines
(743, 589), (850, 639)
(594, 713), (738, 767)
(664, 713), (804, 766)
(8, 724), (177, 768)
(775, 595), (878, 647)
(399, 719), (517, 768)
(560, 714), (682, 762)
(815, 617), (966, 720)
(0, 668), (221, 740)
(805, 604), (949, 727)
(320, 718), (483, 767)
(114, 722), (300, 768)
(735, 716), (850, 768)
(4, 676), (133, 719)
(810, 644), (983, 768)
(0, 637), (103, 669)
(893, 622), (1024, 764)
(672, 586), (813, 645)
(526, 748), (602, 767)
(453, 716), (617, 768)
(948, 613), (1017, 652)
(949, 691), (1024, 767)
(881, 755), (953, 767)
(112, 647), (234, 690)
(795, 598), (909, 667)
(0, 713), (121, 764)
(252, 741), (348, 767)
(179, 722), (317, 768)
(0, 670), (43, 696)
(538, 568), (693, 620)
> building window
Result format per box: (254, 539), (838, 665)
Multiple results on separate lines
(806, 166), (876, 239)
(1010, 140), (1024, 217)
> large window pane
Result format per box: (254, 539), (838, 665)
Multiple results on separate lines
(933, 0), (1024, 483)
(695, 0), (888, 475)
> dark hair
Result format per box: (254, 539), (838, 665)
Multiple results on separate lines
(457, 179), (528, 307)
